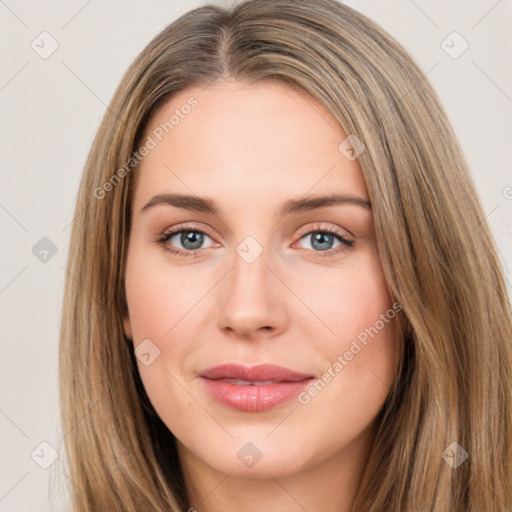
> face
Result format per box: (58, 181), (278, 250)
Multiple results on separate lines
(123, 79), (398, 481)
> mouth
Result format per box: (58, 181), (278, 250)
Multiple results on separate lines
(199, 364), (315, 412)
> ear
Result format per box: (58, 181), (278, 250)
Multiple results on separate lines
(123, 314), (133, 340)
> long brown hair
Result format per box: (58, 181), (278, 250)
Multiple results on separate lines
(58, 0), (512, 510)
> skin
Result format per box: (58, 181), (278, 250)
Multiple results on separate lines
(123, 79), (398, 512)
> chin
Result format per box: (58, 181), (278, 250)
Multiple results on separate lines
(181, 432), (320, 479)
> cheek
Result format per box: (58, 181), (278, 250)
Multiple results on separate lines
(124, 252), (202, 423)
(302, 251), (394, 344)
(124, 251), (204, 340)
(287, 256), (398, 461)
(124, 248), (215, 397)
(301, 251), (398, 401)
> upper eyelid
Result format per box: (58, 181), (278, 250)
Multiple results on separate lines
(295, 223), (353, 239)
(163, 223), (217, 241)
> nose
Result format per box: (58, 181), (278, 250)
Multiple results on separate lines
(215, 243), (287, 339)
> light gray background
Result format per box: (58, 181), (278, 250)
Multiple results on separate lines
(1, 1), (511, 510)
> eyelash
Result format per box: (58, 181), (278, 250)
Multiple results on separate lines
(153, 223), (354, 259)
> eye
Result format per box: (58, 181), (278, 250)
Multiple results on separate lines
(294, 224), (354, 257)
(154, 225), (217, 257)
(154, 223), (354, 258)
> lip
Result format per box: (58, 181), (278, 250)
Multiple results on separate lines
(200, 364), (315, 412)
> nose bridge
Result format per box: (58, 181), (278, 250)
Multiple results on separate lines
(230, 233), (273, 307)
(215, 232), (286, 336)
(232, 235), (268, 288)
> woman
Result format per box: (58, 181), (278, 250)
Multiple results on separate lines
(59, 0), (512, 510)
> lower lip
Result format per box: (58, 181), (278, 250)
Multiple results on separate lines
(201, 377), (313, 412)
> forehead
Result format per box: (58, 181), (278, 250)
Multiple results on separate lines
(133, 79), (368, 211)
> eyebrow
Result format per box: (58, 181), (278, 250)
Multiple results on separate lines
(140, 192), (371, 216)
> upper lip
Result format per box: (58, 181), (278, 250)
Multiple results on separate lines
(200, 363), (314, 382)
